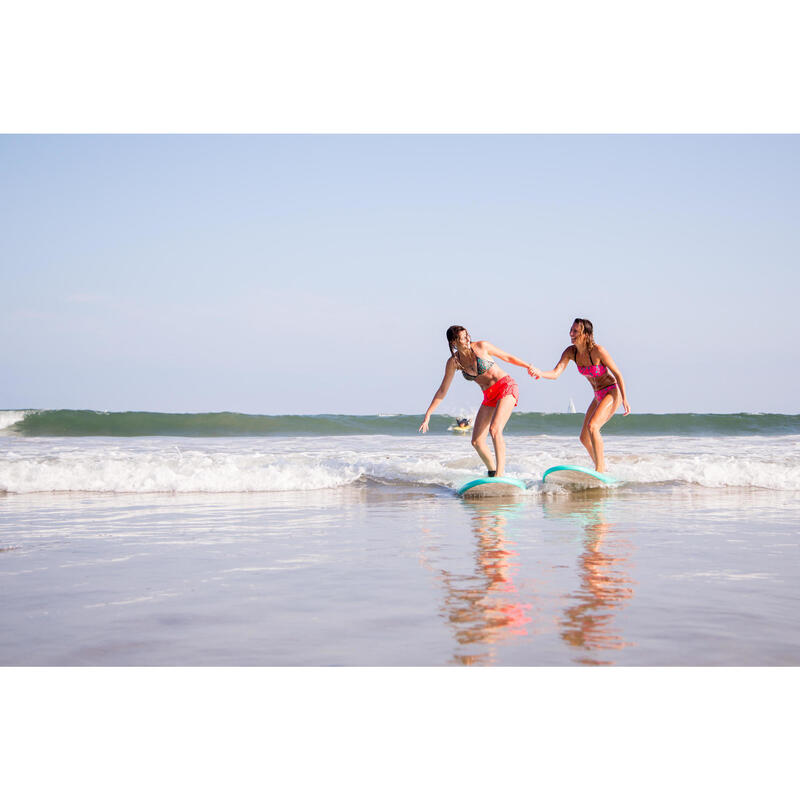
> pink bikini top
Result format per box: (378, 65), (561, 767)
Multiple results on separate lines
(577, 363), (607, 377)
(575, 347), (608, 377)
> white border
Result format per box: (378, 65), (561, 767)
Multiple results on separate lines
(2, 1), (799, 132)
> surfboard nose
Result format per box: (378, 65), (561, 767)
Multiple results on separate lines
(457, 477), (527, 498)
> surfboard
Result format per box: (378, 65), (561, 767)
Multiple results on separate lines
(542, 465), (620, 489)
(457, 476), (527, 499)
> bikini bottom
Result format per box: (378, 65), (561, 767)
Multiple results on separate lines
(594, 383), (618, 403)
(482, 375), (519, 408)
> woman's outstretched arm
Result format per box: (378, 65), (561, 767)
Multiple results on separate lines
(482, 341), (537, 376)
(419, 358), (457, 433)
(530, 347), (573, 380)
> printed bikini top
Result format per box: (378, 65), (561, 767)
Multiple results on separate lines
(574, 346), (608, 377)
(457, 350), (496, 381)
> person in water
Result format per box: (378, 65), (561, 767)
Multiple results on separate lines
(419, 325), (536, 478)
(529, 318), (630, 473)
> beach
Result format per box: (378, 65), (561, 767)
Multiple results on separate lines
(2, 411), (799, 666)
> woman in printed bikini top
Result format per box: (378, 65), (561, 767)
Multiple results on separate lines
(529, 318), (630, 474)
(419, 325), (536, 479)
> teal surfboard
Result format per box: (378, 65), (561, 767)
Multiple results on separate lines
(457, 476), (527, 499)
(542, 465), (620, 489)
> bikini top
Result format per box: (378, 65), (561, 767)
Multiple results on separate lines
(457, 350), (496, 381)
(574, 346), (608, 377)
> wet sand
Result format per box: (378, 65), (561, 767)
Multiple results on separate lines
(1, 485), (799, 666)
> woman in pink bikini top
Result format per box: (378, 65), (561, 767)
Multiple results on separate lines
(529, 318), (630, 474)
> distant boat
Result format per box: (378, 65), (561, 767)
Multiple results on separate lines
(567, 398), (576, 413)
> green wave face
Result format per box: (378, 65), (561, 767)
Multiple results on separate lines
(5, 410), (800, 437)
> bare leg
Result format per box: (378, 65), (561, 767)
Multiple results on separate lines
(488, 394), (517, 477)
(580, 399), (599, 465)
(586, 390), (621, 472)
(471, 404), (496, 473)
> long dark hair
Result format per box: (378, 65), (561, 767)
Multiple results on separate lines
(573, 318), (596, 356)
(446, 325), (469, 357)
(446, 325), (471, 372)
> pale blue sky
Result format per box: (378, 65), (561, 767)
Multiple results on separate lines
(1, 135), (797, 414)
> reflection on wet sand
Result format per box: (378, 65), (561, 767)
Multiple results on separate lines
(543, 495), (635, 665)
(435, 499), (532, 665)
(419, 492), (638, 666)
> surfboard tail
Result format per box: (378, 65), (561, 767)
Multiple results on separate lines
(542, 465), (620, 489)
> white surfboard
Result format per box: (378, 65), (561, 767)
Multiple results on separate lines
(457, 476), (527, 499)
(542, 465), (620, 489)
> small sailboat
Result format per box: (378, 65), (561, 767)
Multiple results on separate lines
(567, 398), (576, 413)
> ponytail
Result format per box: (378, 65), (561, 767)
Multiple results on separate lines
(446, 325), (469, 370)
(446, 325), (468, 357)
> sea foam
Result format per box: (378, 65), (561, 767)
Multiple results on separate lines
(0, 449), (361, 494)
(2, 434), (800, 493)
(0, 411), (28, 431)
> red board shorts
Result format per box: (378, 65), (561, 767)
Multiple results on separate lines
(481, 375), (519, 408)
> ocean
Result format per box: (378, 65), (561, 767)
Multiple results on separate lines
(2, 408), (800, 665)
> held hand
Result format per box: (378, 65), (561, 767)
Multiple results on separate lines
(419, 418), (429, 433)
(528, 364), (542, 379)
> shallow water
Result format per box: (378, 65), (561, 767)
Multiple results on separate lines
(2, 484), (798, 666)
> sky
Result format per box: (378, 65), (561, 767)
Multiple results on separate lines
(1, 134), (798, 415)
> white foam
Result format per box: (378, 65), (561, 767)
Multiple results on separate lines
(0, 410), (27, 431)
(0, 445), (364, 494)
(2, 433), (800, 494)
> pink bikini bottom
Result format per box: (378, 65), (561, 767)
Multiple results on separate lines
(594, 383), (618, 403)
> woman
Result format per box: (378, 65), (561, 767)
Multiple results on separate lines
(419, 325), (536, 478)
(530, 318), (630, 473)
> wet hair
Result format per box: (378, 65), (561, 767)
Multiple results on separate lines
(573, 318), (596, 355)
(446, 325), (469, 358)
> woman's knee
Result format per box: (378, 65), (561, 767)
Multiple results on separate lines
(489, 424), (504, 440)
